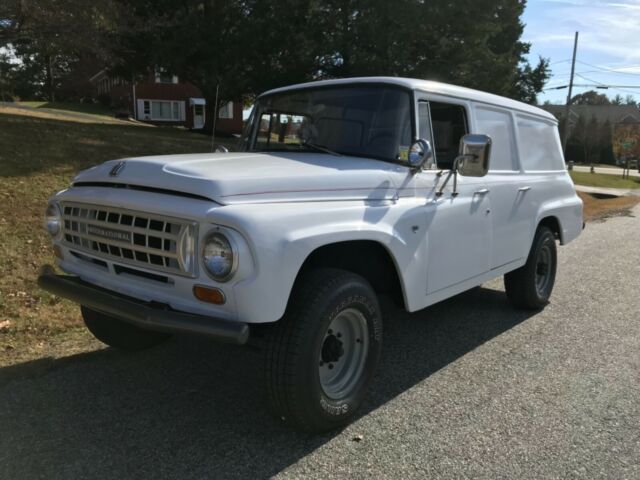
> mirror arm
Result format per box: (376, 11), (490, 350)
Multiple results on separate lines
(436, 158), (462, 198)
(452, 165), (459, 197)
(436, 168), (455, 197)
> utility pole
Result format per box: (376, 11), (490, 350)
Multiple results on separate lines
(211, 83), (220, 151)
(561, 31), (579, 158)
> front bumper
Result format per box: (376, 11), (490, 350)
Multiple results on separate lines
(38, 271), (250, 345)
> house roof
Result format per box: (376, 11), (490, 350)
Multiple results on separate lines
(543, 104), (640, 124)
(89, 69), (107, 83)
(260, 76), (557, 122)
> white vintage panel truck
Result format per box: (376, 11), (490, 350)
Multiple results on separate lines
(39, 77), (583, 432)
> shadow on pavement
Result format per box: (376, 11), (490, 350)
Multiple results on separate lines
(0, 286), (536, 479)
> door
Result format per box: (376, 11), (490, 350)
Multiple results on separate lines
(193, 104), (205, 129)
(417, 100), (492, 294)
(423, 177), (492, 294)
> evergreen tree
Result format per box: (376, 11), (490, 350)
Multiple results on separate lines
(0, 0), (115, 101)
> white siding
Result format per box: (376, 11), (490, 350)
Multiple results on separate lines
(136, 99), (147, 120)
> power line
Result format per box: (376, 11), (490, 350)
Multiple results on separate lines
(575, 73), (606, 86)
(553, 69), (640, 78)
(544, 84), (640, 90)
(574, 73), (640, 95)
(576, 60), (640, 76)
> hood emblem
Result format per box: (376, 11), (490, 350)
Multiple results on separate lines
(109, 161), (126, 177)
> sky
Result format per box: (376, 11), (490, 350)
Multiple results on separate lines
(522, 0), (640, 104)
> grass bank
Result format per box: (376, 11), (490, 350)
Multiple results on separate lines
(17, 101), (115, 117)
(0, 106), (220, 365)
(570, 171), (640, 189)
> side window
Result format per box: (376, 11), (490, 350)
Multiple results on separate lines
(219, 101), (234, 119)
(417, 101), (436, 169)
(255, 113), (307, 149)
(430, 102), (468, 169)
(418, 101), (434, 144)
(516, 114), (564, 171)
(475, 107), (518, 171)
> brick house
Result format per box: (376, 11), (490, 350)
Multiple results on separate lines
(89, 69), (243, 134)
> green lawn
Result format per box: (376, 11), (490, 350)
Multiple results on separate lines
(17, 101), (116, 118)
(0, 107), (232, 365)
(569, 171), (640, 189)
(571, 162), (622, 169)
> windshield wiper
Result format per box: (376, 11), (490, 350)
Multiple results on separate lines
(300, 142), (342, 157)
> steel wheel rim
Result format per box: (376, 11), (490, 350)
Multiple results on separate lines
(535, 242), (552, 296)
(318, 308), (370, 400)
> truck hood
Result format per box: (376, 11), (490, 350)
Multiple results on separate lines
(73, 152), (404, 204)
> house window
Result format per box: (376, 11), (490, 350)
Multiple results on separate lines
(140, 100), (182, 121)
(155, 68), (178, 84)
(218, 101), (234, 119)
(151, 101), (180, 120)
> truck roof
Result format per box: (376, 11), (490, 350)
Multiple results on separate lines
(261, 76), (557, 123)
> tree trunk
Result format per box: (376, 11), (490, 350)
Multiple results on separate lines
(45, 55), (55, 102)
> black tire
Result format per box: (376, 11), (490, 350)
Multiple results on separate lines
(265, 268), (383, 432)
(504, 226), (557, 309)
(81, 306), (170, 351)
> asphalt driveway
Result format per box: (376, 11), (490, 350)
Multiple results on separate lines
(1, 205), (639, 479)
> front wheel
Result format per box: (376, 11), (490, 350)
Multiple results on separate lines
(504, 225), (557, 309)
(265, 268), (383, 432)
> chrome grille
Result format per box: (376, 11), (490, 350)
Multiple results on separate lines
(60, 202), (197, 277)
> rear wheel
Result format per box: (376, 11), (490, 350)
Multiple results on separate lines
(504, 226), (557, 309)
(81, 306), (170, 351)
(265, 268), (383, 432)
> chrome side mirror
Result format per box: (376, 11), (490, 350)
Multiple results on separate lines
(455, 134), (491, 177)
(407, 139), (434, 172)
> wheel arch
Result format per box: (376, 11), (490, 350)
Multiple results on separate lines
(291, 240), (407, 310)
(538, 215), (563, 243)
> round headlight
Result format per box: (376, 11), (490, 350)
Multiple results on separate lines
(202, 232), (236, 281)
(44, 203), (62, 238)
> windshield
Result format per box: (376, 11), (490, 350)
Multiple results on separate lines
(239, 85), (414, 163)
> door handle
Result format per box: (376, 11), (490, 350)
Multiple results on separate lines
(474, 188), (490, 195)
(518, 186), (531, 192)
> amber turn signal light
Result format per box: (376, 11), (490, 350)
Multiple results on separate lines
(193, 285), (226, 305)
